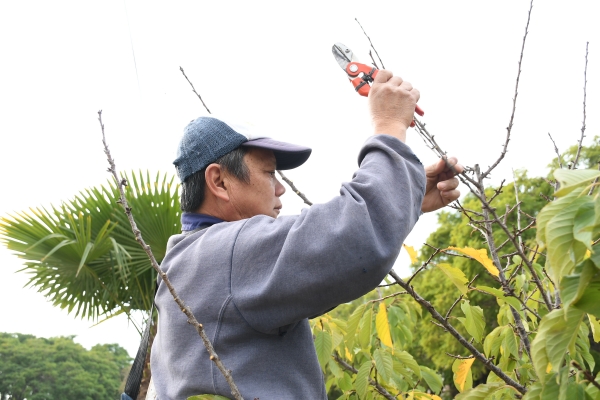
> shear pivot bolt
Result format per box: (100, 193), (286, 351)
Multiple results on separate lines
(349, 64), (358, 73)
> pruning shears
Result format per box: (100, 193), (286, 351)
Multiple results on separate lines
(332, 42), (424, 126)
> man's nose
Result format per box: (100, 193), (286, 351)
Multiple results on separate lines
(275, 177), (286, 197)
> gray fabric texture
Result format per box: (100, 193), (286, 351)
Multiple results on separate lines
(151, 134), (426, 399)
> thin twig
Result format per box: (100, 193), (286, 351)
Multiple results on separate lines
(333, 352), (396, 400)
(98, 111), (243, 400)
(406, 248), (441, 285)
(445, 295), (464, 320)
(512, 169), (524, 249)
(482, 0), (534, 179)
(547, 133), (563, 169)
(179, 67), (211, 114)
(355, 18), (385, 69)
(178, 68), (313, 208)
(572, 42), (589, 169)
(276, 170), (313, 206)
(446, 353), (474, 360)
(368, 50), (380, 69)
(572, 360), (600, 390)
(367, 291), (409, 304)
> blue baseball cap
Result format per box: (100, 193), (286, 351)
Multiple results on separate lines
(174, 116), (312, 182)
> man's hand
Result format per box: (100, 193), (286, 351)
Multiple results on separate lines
(369, 70), (420, 143)
(421, 156), (463, 213)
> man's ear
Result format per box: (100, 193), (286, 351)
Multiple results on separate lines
(204, 164), (230, 202)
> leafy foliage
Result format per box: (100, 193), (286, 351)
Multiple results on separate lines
(0, 332), (131, 400)
(313, 140), (600, 399)
(0, 171), (180, 320)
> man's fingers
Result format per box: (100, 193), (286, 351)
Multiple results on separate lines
(441, 189), (461, 202)
(427, 157), (463, 177)
(374, 69), (393, 83)
(437, 177), (460, 192)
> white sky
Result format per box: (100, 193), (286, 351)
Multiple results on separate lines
(0, 1), (598, 358)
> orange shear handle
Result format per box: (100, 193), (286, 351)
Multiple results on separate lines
(347, 62), (424, 127)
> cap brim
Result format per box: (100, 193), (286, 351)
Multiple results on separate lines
(241, 138), (311, 170)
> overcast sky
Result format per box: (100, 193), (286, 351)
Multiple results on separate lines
(0, 1), (597, 357)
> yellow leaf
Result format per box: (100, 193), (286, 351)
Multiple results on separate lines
(447, 246), (499, 277)
(376, 303), (394, 352)
(588, 314), (600, 342)
(406, 392), (442, 400)
(404, 244), (418, 264)
(345, 347), (353, 361)
(455, 358), (475, 392)
(546, 362), (552, 373)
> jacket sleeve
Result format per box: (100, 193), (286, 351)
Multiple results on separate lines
(230, 135), (426, 334)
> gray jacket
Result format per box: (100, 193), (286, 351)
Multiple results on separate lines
(151, 135), (426, 399)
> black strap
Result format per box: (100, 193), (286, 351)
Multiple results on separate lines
(123, 288), (157, 400)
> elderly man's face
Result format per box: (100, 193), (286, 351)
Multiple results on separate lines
(226, 148), (286, 219)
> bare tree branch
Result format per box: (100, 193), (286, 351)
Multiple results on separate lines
(482, 0), (534, 179)
(179, 66), (212, 114)
(387, 270), (526, 394)
(277, 170), (313, 206)
(98, 111), (243, 400)
(476, 168), (533, 358)
(355, 18), (385, 69)
(547, 132), (563, 169)
(572, 42), (589, 169)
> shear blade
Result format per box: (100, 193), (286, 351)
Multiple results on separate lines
(332, 42), (355, 70)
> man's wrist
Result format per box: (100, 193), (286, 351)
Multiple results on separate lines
(372, 122), (408, 143)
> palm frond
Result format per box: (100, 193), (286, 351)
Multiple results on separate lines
(0, 170), (181, 320)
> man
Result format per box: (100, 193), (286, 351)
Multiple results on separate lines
(150, 70), (462, 399)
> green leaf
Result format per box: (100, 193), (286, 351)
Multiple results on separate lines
(501, 326), (519, 359)
(573, 277), (600, 319)
(477, 285), (523, 316)
(522, 381), (543, 400)
(373, 348), (393, 383)
(565, 382), (586, 400)
(573, 201), (596, 249)
(314, 330), (332, 371)
(338, 372), (353, 391)
(537, 188), (582, 247)
(460, 301), (485, 343)
(394, 350), (421, 379)
(454, 382), (513, 400)
(540, 372), (560, 400)
(345, 303), (366, 350)
(483, 326), (503, 359)
(355, 360), (371, 399)
(560, 260), (597, 311)
(358, 306), (373, 350)
(436, 263), (469, 295)
(531, 308), (584, 382)
(544, 194), (592, 282)
(554, 169), (600, 197)
(420, 366), (443, 394)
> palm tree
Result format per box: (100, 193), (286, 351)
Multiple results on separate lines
(0, 171), (181, 398)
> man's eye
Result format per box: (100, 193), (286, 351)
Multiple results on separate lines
(269, 171), (276, 176)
